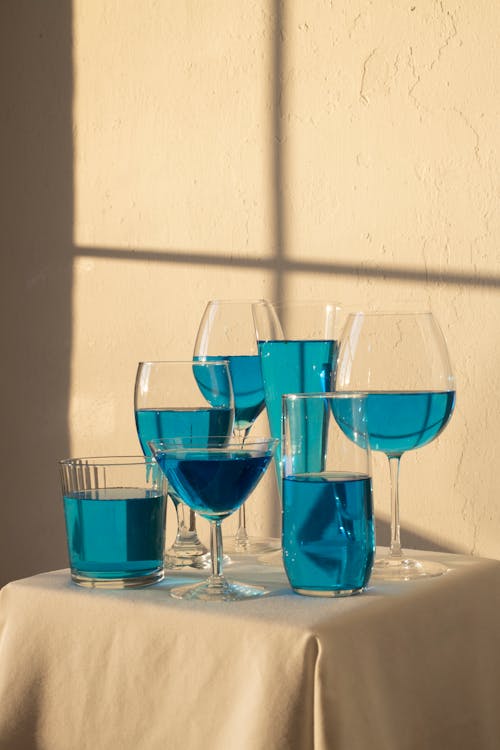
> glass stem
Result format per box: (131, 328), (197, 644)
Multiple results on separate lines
(174, 500), (187, 537)
(209, 520), (224, 583)
(174, 500), (199, 543)
(234, 426), (251, 545)
(388, 454), (403, 559)
(188, 509), (197, 533)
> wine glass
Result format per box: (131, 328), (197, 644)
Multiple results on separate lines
(149, 436), (278, 601)
(253, 300), (341, 488)
(134, 360), (234, 569)
(194, 299), (279, 554)
(335, 311), (456, 580)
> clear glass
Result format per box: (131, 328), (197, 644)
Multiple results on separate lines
(194, 299), (279, 554)
(149, 436), (278, 601)
(282, 393), (375, 596)
(58, 456), (167, 588)
(335, 311), (456, 580)
(134, 360), (234, 569)
(253, 300), (341, 564)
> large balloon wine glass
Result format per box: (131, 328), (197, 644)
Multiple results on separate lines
(335, 311), (456, 580)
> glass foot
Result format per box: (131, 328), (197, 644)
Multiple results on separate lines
(371, 555), (449, 581)
(224, 535), (281, 556)
(164, 533), (211, 570)
(71, 568), (164, 589)
(169, 576), (269, 602)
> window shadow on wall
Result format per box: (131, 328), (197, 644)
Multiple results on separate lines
(0, 3), (73, 587)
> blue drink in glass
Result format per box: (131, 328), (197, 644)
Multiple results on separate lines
(258, 339), (337, 479)
(149, 436), (278, 601)
(282, 393), (374, 596)
(332, 391), (455, 454)
(154, 450), (271, 520)
(135, 407), (234, 456)
(195, 354), (265, 433)
(282, 473), (374, 594)
(63, 488), (166, 582)
(134, 359), (234, 569)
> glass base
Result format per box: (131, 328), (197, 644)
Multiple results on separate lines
(371, 554), (449, 581)
(71, 568), (164, 589)
(224, 535), (281, 556)
(293, 586), (364, 598)
(165, 533), (211, 570)
(169, 576), (269, 602)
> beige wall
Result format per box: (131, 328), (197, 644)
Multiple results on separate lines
(1, 0), (499, 586)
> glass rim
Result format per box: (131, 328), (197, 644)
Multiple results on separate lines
(148, 436), (279, 450)
(205, 298), (269, 305)
(255, 300), (342, 310)
(282, 391), (368, 401)
(344, 309), (434, 317)
(137, 359), (233, 369)
(58, 455), (157, 467)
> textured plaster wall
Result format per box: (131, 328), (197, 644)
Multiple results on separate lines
(1, 1), (499, 584)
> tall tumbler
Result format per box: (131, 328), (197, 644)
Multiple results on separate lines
(282, 393), (375, 597)
(253, 300), (341, 489)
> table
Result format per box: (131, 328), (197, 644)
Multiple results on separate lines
(1, 549), (500, 750)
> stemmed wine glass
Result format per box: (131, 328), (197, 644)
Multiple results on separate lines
(149, 436), (278, 601)
(194, 299), (279, 554)
(335, 311), (456, 580)
(134, 360), (234, 569)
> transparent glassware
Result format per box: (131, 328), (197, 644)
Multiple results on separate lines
(59, 456), (167, 588)
(149, 436), (278, 601)
(282, 393), (375, 596)
(335, 311), (456, 581)
(134, 360), (234, 569)
(253, 300), (341, 487)
(194, 299), (280, 554)
(252, 300), (341, 564)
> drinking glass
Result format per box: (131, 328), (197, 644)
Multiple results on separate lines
(134, 360), (234, 569)
(149, 436), (278, 601)
(335, 311), (456, 580)
(194, 299), (279, 554)
(282, 393), (375, 596)
(253, 300), (341, 487)
(59, 456), (167, 588)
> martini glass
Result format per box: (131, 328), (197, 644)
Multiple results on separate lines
(134, 360), (234, 569)
(335, 311), (456, 580)
(194, 299), (279, 554)
(149, 436), (278, 601)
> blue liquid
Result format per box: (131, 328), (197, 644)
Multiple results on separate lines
(154, 451), (273, 521)
(258, 339), (338, 478)
(333, 391), (455, 455)
(63, 488), (166, 579)
(135, 408), (234, 456)
(191, 361), (233, 409)
(282, 473), (374, 592)
(195, 355), (265, 431)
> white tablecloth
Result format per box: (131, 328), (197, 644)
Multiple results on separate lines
(1, 549), (500, 750)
